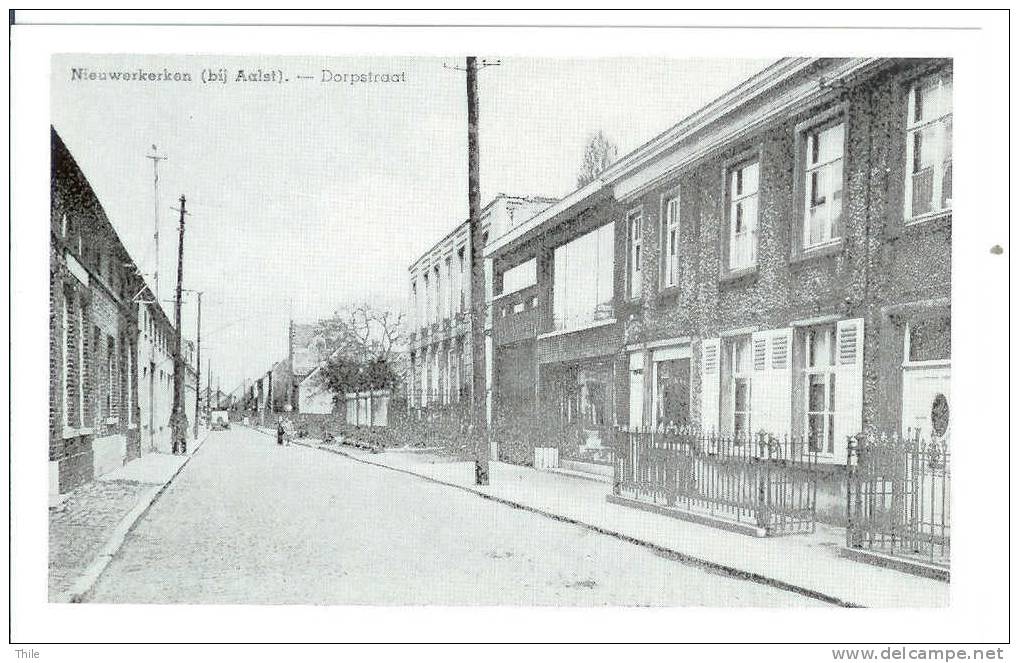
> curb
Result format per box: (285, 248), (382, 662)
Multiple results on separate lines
(287, 431), (863, 608)
(58, 430), (212, 603)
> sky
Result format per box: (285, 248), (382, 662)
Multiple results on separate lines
(51, 54), (771, 394)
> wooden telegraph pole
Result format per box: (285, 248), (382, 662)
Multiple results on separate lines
(170, 195), (189, 455)
(192, 290), (203, 438)
(466, 56), (489, 486)
(443, 56), (499, 485)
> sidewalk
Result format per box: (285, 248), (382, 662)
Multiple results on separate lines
(295, 435), (949, 609)
(48, 429), (210, 602)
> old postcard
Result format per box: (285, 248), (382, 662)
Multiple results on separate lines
(9, 9), (1012, 651)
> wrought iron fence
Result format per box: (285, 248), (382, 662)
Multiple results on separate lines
(846, 431), (950, 566)
(612, 426), (818, 536)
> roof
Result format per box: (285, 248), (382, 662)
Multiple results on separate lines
(485, 58), (885, 260)
(484, 181), (610, 259)
(408, 194), (558, 273)
(52, 127), (178, 328)
(290, 322), (325, 376)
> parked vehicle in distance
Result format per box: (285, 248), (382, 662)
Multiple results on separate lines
(210, 410), (231, 430)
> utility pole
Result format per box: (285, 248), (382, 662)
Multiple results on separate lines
(192, 290), (203, 439)
(170, 195), (189, 455)
(146, 146), (166, 303)
(145, 146), (165, 452)
(466, 56), (489, 486)
(206, 360), (211, 417)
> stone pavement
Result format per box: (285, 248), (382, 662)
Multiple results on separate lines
(285, 433), (949, 609)
(48, 430), (209, 602)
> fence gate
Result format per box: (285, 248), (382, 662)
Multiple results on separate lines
(846, 432), (950, 567)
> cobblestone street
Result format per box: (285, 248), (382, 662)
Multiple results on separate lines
(87, 428), (821, 606)
(49, 479), (152, 600)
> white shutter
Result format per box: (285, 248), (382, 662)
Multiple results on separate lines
(749, 331), (771, 438)
(768, 328), (793, 439)
(748, 328), (793, 440)
(834, 318), (865, 458)
(700, 338), (721, 434)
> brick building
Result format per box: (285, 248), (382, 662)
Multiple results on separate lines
(51, 128), (204, 496)
(406, 194), (557, 424)
(50, 128), (143, 496)
(486, 58), (952, 520)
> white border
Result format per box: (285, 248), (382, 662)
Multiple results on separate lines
(9, 9), (1013, 650)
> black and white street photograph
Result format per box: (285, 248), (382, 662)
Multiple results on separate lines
(9, 9), (1013, 652)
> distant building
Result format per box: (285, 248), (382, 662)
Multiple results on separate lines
(137, 282), (176, 454)
(296, 364), (335, 414)
(406, 194), (557, 424)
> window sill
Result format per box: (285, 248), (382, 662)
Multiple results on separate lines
(790, 239), (844, 266)
(902, 359), (951, 369)
(62, 426), (94, 439)
(719, 266), (758, 286)
(905, 209), (952, 227)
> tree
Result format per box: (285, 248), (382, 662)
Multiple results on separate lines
(312, 303), (406, 401)
(576, 130), (619, 189)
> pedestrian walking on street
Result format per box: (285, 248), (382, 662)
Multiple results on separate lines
(276, 416), (285, 446)
(283, 416), (295, 447)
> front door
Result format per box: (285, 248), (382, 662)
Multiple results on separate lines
(901, 364), (951, 444)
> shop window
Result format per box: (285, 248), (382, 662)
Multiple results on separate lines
(501, 258), (536, 295)
(552, 222), (614, 331)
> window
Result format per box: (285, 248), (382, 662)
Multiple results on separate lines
(422, 273), (430, 326)
(419, 353), (428, 406)
(653, 355), (691, 428)
(905, 72), (952, 219)
(662, 195), (680, 288)
(125, 342), (134, 424)
(731, 337), (751, 440)
(61, 291), (71, 428)
(410, 280), (418, 329)
(107, 336), (117, 418)
(444, 257), (454, 321)
(552, 223), (614, 331)
(433, 265), (442, 323)
(501, 258), (536, 295)
(431, 351), (440, 401)
(457, 247), (466, 312)
(802, 122), (844, 248)
(626, 208), (642, 298)
(446, 348), (457, 404)
(727, 160), (760, 271)
(61, 213), (68, 237)
(804, 326), (836, 454)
